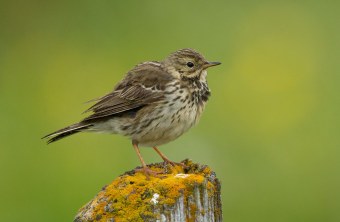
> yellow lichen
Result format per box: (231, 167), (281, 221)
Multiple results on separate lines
(74, 160), (220, 222)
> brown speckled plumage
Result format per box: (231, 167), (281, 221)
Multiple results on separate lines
(43, 48), (221, 177)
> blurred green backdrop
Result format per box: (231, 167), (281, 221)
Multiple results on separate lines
(1, 1), (339, 221)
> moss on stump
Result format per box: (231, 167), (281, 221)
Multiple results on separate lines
(74, 159), (222, 222)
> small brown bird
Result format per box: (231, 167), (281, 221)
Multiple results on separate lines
(43, 48), (221, 176)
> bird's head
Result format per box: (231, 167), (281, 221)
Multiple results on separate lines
(162, 48), (221, 80)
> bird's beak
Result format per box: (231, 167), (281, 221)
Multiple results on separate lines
(203, 61), (221, 69)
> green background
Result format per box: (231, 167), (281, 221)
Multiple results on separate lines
(1, 1), (339, 221)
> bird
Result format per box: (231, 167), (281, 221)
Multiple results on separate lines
(43, 48), (221, 177)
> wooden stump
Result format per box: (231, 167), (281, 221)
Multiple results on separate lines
(74, 159), (222, 222)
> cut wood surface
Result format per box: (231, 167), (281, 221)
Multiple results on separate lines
(74, 159), (222, 222)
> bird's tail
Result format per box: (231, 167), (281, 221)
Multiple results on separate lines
(42, 122), (92, 144)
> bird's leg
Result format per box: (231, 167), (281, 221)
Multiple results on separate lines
(153, 146), (186, 168)
(132, 143), (163, 178)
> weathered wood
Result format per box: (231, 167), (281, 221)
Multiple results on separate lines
(74, 159), (222, 222)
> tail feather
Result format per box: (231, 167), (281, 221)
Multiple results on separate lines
(42, 123), (92, 144)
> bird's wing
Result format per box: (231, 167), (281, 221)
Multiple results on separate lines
(83, 62), (173, 121)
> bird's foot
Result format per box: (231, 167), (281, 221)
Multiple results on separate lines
(162, 159), (187, 169)
(152, 147), (187, 169)
(134, 167), (165, 179)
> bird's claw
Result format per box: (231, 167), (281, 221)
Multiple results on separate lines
(163, 160), (187, 169)
(134, 167), (165, 179)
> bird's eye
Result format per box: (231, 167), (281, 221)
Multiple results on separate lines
(186, 62), (194, 68)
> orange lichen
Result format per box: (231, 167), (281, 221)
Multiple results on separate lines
(74, 159), (221, 222)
